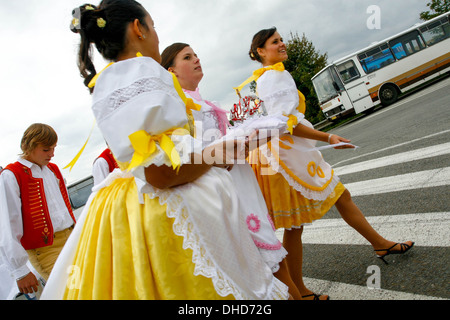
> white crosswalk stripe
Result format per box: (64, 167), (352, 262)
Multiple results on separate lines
(334, 142), (450, 176)
(276, 137), (450, 300)
(345, 167), (450, 196)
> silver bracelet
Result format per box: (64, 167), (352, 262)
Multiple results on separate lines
(328, 134), (334, 144)
(16, 274), (29, 282)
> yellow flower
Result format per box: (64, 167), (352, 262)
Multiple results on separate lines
(72, 18), (80, 28)
(97, 18), (106, 29)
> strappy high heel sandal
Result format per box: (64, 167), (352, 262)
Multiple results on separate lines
(375, 242), (415, 265)
(301, 293), (330, 300)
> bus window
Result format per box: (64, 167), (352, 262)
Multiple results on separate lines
(337, 60), (361, 84)
(312, 68), (341, 104)
(358, 44), (396, 73)
(420, 17), (450, 46)
(389, 30), (426, 59)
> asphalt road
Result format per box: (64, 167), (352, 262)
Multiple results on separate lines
(277, 76), (450, 300)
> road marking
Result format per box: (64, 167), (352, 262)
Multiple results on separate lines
(344, 167), (450, 196)
(334, 142), (450, 176)
(276, 212), (450, 247)
(275, 212), (450, 300)
(276, 212), (449, 247)
(331, 129), (450, 167)
(303, 277), (445, 300)
(339, 77), (450, 132)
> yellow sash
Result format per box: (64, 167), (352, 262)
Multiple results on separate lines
(234, 62), (306, 134)
(233, 62), (285, 93)
(170, 72), (202, 116)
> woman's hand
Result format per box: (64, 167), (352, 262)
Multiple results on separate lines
(328, 134), (355, 149)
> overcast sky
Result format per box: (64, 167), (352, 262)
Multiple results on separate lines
(0, 0), (430, 183)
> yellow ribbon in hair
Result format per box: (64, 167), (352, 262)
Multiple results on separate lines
(128, 129), (183, 172)
(233, 62), (285, 93)
(63, 121), (96, 172)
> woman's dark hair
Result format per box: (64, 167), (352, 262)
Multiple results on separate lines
(249, 27), (277, 63)
(71, 0), (148, 91)
(161, 43), (190, 70)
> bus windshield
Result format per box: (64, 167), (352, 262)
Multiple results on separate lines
(312, 67), (344, 104)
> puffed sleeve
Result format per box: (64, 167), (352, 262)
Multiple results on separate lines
(256, 70), (305, 131)
(92, 57), (200, 172)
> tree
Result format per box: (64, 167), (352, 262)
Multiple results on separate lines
(420, 0), (450, 21)
(284, 32), (328, 124)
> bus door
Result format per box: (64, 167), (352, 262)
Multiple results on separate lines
(336, 60), (374, 114)
(344, 80), (374, 114)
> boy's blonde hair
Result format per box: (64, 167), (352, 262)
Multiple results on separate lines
(20, 123), (58, 156)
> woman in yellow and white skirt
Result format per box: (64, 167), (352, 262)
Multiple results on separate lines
(239, 27), (414, 300)
(41, 2), (288, 300)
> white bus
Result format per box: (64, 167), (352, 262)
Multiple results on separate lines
(312, 12), (450, 121)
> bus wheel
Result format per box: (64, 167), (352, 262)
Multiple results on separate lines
(379, 84), (398, 106)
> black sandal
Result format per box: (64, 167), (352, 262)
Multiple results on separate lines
(301, 293), (330, 300)
(375, 242), (415, 265)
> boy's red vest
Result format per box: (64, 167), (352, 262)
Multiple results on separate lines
(97, 148), (119, 173)
(3, 162), (76, 250)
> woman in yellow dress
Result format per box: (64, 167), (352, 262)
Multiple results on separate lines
(41, 2), (288, 300)
(237, 27), (414, 300)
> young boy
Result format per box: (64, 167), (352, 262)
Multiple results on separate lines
(92, 147), (119, 186)
(0, 123), (76, 296)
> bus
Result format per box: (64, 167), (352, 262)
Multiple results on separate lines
(67, 175), (94, 219)
(312, 12), (450, 121)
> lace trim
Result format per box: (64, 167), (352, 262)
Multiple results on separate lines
(259, 145), (341, 201)
(258, 247), (288, 273)
(145, 186), (289, 300)
(93, 77), (180, 123)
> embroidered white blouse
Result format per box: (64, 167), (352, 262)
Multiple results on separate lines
(0, 158), (74, 279)
(256, 69), (341, 201)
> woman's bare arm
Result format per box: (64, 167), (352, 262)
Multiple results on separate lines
(144, 153), (212, 189)
(292, 124), (354, 149)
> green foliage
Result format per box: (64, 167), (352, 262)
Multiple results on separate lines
(420, 0), (450, 21)
(284, 32), (328, 124)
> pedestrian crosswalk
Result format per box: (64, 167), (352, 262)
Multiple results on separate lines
(276, 136), (450, 300)
(345, 167), (450, 196)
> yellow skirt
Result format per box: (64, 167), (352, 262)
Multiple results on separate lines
(64, 177), (233, 300)
(250, 157), (345, 230)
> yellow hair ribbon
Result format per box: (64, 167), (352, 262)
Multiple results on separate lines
(128, 129), (187, 173)
(63, 120), (96, 172)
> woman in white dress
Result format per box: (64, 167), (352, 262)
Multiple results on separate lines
(41, 2), (288, 300)
(161, 43), (308, 299)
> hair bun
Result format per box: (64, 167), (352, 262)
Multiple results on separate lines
(70, 4), (98, 33)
